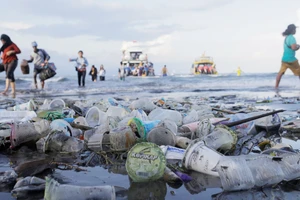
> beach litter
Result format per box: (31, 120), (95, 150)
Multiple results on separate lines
(1, 95), (300, 199)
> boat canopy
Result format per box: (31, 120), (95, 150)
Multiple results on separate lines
(194, 56), (214, 64)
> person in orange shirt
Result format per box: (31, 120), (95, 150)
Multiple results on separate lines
(0, 34), (21, 96)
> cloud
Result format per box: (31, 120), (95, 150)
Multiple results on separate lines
(0, 0), (298, 76)
(121, 34), (173, 51)
(0, 0), (228, 42)
(21, 19), (179, 41)
(0, 22), (33, 31)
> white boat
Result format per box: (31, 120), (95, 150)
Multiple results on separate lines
(121, 48), (155, 77)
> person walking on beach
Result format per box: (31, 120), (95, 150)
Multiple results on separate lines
(26, 41), (50, 89)
(89, 65), (97, 82)
(119, 62), (126, 81)
(69, 50), (89, 87)
(0, 34), (21, 96)
(276, 24), (300, 88)
(236, 66), (243, 76)
(162, 65), (168, 77)
(99, 65), (106, 81)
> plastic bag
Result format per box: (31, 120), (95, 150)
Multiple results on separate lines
(130, 109), (149, 121)
(215, 154), (286, 191)
(130, 98), (157, 112)
(39, 67), (56, 81)
(195, 118), (214, 139)
(106, 106), (129, 119)
(225, 113), (256, 136)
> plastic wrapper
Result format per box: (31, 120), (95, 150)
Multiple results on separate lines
(106, 106), (129, 119)
(191, 104), (212, 114)
(160, 145), (185, 161)
(130, 98), (157, 112)
(195, 118), (214, 139)
(130, 109), (149, 121)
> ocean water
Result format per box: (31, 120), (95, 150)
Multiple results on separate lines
(0, 73), (299, 99)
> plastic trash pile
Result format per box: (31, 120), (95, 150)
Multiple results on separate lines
(1, 95), (300, 199)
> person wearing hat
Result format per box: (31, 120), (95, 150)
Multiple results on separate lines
(276, 24), (300, 88)
(0, 34), (21, 96)
(26, 41), (50, 89)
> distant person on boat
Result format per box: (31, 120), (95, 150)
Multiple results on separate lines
(0, 34), (21, 96)
(133, 66), (138, 76)
(99, 65), (106, 81)
(119, 62), (126, 81)
(144, 62), (149, 76)
(89, 65), (97, 82)
(212, 65), (217, 74)
(138, 62), (144, 76)
(26, 41), (50, 89)
(162, 65), (168, 77)
(69, 50), (89, 87)
(276, 24), (300, 88)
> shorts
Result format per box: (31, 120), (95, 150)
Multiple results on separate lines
(34, 68), (43, 74)
(279, 60), (300, 76)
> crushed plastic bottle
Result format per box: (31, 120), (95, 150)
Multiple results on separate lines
(148, 108), (183, 126)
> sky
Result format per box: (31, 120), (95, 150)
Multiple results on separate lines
(0, 0), (300, 76)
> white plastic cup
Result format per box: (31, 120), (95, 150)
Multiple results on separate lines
(48, 99), (65, 110)
(183, 140), (223, 177)
(13, 100), (37, 111)
(85, 106), (108, 127)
